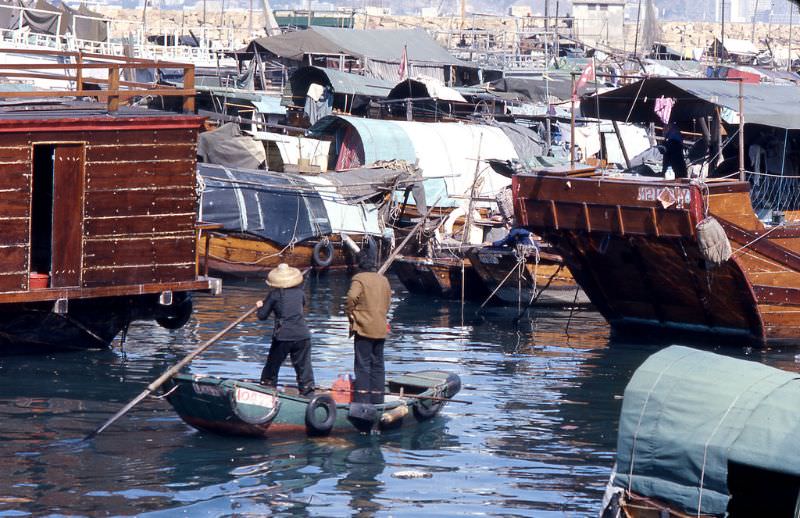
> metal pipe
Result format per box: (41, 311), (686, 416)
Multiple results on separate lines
(738, 78), (744, 181)
(570, 72), (576, 166)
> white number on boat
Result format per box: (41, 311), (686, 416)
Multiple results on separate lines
(234, 387), (277, 409)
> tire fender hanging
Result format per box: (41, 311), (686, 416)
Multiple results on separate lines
(312, 240), (334, 268)
(305, 394), (337, 436)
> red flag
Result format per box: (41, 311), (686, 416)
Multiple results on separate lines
(398, 45), (408, 81)
(572, 60), (595, 100)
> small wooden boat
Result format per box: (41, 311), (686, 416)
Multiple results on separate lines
(465, 245), (590, 307)
(164, 370), (461, 438)
(391, 254), (489, 300)
(199, 232), (356, 276)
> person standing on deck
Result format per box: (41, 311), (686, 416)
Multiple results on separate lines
(256, 263), (315, 396)
(661, 121), (688, 179)
(346, 248), (392, 405)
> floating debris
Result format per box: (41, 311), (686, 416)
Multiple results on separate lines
(391, 470), (432, 479)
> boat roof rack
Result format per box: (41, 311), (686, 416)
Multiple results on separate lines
(0, 47), (195, 114)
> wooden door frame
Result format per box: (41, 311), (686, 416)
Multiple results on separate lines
(28, 141), (86, 289)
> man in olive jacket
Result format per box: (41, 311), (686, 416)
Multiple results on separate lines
(346, 248), (392, 404)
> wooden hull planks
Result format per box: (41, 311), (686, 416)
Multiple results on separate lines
(198, 232), (359, 276)
(511, 171), (800, 345)
(465, 246), (589, 307)
(391, 254), (489, 300)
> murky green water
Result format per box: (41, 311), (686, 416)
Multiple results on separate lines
(1, 273), (798, 516)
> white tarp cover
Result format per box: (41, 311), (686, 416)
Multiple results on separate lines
(309, 115), (519, 206)
(303, 175), (382, 235)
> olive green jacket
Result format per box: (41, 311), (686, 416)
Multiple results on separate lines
(345, 272), (391, 339)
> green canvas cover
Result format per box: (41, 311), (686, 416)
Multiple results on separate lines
(614, 345), (800, 515)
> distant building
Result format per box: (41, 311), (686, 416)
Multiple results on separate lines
(508, 5), (534, 17)
(572, 0), (625, 48)
(365, 6), (391, 16)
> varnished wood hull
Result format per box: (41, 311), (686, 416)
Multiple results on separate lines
(514, 172), (800, 345)
(466, 247), (589, 307)
(391, 255), (489, 300)
(199, 233), (358, 276)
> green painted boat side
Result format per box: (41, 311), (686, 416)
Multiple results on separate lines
(165, 370), (461, 438)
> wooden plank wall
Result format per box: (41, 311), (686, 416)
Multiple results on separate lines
(0, 143), (31, 292)
(0, 126), (199, 293)
(81, 127), (199, 287)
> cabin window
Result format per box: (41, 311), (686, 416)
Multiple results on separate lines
(727, 461), (800, 516)
(30, 144), (55, 274)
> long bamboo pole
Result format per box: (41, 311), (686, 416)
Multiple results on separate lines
(84, 305), (260, 440)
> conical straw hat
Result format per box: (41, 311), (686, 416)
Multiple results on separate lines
(266, 263), (303, 288)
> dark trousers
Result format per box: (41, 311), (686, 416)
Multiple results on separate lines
(661, 140), (687, 178)
(353, 334), (385, 404)
(260, 338), (315, 394)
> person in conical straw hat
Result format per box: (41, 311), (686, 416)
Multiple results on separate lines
(256, 263), (315, 396)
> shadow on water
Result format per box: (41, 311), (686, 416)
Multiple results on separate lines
(2, 273), (799, 516)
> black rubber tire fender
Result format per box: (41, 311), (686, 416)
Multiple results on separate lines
(305, 394), (337, 436)
(156, 296), (193, 330)
(312, 240), (335, 268)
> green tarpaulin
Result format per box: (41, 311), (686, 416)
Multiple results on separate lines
(613, 345), (800, 515)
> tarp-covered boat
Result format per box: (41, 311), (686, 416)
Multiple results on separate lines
(602, 345), (800, 517)
(165, 370), (461, 438)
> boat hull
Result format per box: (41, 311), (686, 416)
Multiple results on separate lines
(512, 172), (793, 345)
(199, 233), (357, 277)
(466, 247), (589, 307)
(166, 370), (462, 438)
(392, 255), (489, 300)
(0, 292), (196, 353)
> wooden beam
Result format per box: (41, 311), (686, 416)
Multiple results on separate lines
(0, 278), (215, 304)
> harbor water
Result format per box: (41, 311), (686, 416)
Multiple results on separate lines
(1, 274), (798, 516)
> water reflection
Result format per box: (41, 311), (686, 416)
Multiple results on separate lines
(2, 273), (798, 516)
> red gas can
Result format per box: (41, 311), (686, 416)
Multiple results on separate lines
(331, 374), (353, 404)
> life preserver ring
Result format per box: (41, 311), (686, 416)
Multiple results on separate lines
(412, 397), (443, 420)
(312, 240), (334, 268)
(156, 295), (193, 330)
(305, 394), (337, 436)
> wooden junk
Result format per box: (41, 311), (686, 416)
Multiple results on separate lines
(0, 49), (218, 351)
(513, 171), (800, 345)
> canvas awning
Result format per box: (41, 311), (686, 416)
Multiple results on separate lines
(580, 78), (800, 129)
(198, 164), (331, 246)
(197, 123), (267, 170)
(288, 66), (394, 98)
(308, 114), (520, 206)
(243, 26), (475, 68)
(488, 75), (589, 103)
(612, 345), (800, 515)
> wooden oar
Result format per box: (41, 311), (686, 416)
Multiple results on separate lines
(84, 304), (260, 440)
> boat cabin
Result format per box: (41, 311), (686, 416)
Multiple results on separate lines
(0, 53), (218, 350)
